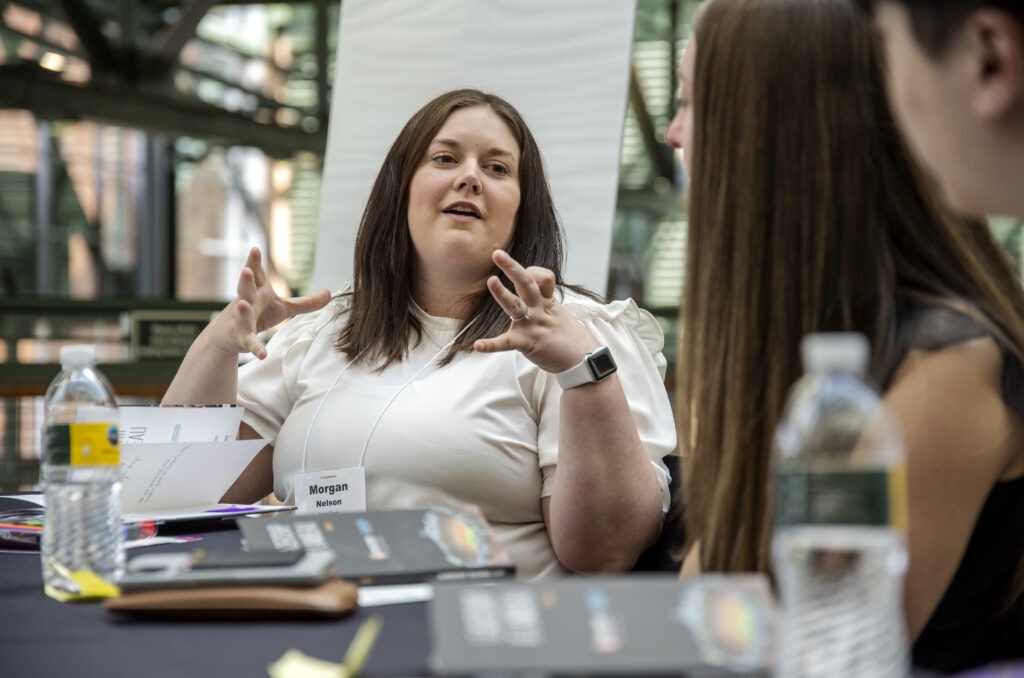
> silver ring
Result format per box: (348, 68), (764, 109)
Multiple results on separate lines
(510, 310), (530, 322)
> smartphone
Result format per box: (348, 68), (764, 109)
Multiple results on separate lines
(119, 548), (336, 591)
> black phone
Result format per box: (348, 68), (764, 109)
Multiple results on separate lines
(119, 548), (335, 591)
(190, 548), (305, 569)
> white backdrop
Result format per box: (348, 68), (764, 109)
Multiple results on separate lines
(311, 0), (638, 294)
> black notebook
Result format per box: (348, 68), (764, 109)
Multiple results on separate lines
(428, 575), (776, 677)
(237, 505), (515, 586)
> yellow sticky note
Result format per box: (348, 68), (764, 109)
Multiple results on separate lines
(44, 567), (120, 603)
(268, 615), (382, 678)
(267, 650), (348, 678)
(342, 615), (383, 676)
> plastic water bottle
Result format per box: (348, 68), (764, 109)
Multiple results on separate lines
(772, 333), (909, 677)
(40, 344), (124, 596)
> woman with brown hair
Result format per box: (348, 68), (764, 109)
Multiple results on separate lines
(165, 89), (676, 578)
(666, 0), (1024, 671)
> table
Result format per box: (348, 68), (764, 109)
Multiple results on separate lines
(0, 506), (1001, 678)
(0, 523), (432, 678)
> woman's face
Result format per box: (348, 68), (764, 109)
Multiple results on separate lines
(407, 105), (522, 285)
(665, 39), (696, 175)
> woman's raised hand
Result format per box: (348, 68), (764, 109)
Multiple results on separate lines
(210, 247), (331, 360)
(474, 249), (599, 373)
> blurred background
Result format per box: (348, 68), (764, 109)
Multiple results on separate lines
(1, 0), (1020, 490)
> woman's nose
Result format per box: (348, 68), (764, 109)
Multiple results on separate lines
(665, 112), (683, 149)
(454, 163), (482, 193)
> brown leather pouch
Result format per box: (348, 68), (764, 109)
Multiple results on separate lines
(103, 577), (358, 619)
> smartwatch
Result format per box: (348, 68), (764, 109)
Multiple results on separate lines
(556, 346), (618, 390)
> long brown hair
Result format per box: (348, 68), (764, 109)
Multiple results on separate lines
(336, 88), (597, 368)
(679, 0), (1024, 575)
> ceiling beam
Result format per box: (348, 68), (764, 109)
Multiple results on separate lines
(0, 64), (326, 156)
(54, 0), (119, 72)
(154, 0), (218, 71)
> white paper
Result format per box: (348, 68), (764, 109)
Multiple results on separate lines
(122, 503), (294, 523)
(119, 439), (268, 514)
(0, 493), (45, 507)
(114, 408), (271, 522)
(358, 583), (435, 607)
(3, 492), (291, 525)
(119, 405), (243, 445)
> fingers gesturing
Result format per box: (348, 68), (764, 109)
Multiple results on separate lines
(485, 250), (555, 323)
(217, 247), (331, 360)
(474, 250), (596, 374)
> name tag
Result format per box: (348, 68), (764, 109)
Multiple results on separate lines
(292, 467), (367, 515)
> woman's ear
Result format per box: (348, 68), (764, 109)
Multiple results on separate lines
(967, 9), (1024, 121)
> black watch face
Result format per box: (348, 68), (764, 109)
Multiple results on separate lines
(587, 348), (617, 380)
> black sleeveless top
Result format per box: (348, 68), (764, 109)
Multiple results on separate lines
(889, 307), (1024, 674)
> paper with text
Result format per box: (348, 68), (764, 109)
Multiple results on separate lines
(119, 405), (244, 445)
(119, 439), (268, 515)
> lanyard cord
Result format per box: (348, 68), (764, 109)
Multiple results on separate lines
(300, 317), (476, 474)
(300, 360), (353, 474)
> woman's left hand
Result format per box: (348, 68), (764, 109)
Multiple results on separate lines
(477, 251), (664, 573)
(473, 250), (599, 373)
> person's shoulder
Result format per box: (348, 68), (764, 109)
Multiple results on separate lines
(328, 283), (355, 316)
(899, 304), (992, 352)
(888, 334), (1020, 477)
(893, 332), (1002, 390)
(270, 284), (352, 342)
(561, 288), (633, 321)
(559, 289), (664, 354)
(557, 286), (600, 308)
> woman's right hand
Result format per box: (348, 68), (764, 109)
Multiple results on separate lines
(209, 247), (331, 359)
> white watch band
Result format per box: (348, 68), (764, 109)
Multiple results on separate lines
(556, 359), (595, 390)
(556, 346), (617, 390)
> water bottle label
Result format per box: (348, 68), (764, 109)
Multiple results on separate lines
(888, 463), (908, 531)
(44, 423), (121, 467)
(775, 466), (905, 528)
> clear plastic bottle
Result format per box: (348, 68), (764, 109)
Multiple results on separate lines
(40, 344), (124, 595)
(772, 333), (909, 678)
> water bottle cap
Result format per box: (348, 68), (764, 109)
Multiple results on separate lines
(800, 333), (869, 374)
(59, 344), (98, 368)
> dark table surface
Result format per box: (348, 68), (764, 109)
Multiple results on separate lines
(3, 495), (1013, 678)
(0, 519), (432, 678)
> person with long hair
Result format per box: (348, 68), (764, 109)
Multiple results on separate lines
(164, 89), (675, 579)
(665, 0), (1024, 671)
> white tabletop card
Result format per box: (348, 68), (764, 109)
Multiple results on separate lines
(112, 405), (276, 520)
(293, 467), (367, 515)
(119, 405), (243, 445)
(119, 439), (269, 515)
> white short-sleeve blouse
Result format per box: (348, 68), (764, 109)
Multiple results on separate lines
(236, 288), (676, 579)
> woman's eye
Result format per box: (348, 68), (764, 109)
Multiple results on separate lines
(488, 163), (510, 175)
(432, 153), (456, 164)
